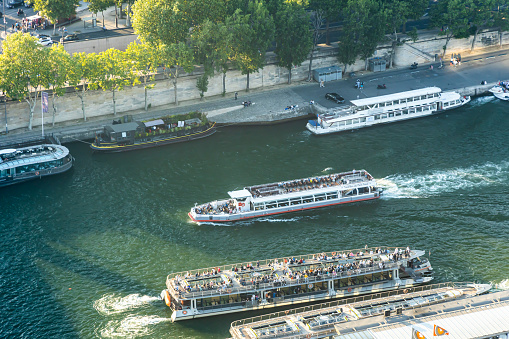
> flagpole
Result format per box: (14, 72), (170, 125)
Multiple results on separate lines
(41, 96), (44, 137)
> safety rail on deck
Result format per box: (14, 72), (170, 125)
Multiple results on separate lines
(166, 246), (415, 281)
(229, 282), (477, 329)
(167, 261), (401, 300)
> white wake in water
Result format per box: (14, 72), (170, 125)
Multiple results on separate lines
(322, 167), (333, 172)
(380, 161), (508, 199)
(494, 279), (509, 290)
(94, 294), (161, 316)
(98, 315), (171, 338)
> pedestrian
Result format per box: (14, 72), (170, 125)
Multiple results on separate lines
(234, 92), (238, 100)
(320, 80), (325, 88)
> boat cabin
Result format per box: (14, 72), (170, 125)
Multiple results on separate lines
(102, 122), (145, 145)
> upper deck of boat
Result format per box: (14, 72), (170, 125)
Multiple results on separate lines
(229, 282), (492, 339)
(166, 246), (424, 301)
(244, 170), (374, 199)
(0, 144), (69, 170)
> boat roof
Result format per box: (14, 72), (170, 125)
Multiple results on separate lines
(105, 122), (143, 133)
(229, 282), (495, 339)
(228, 189), (252, 199)
(350, 87), (441, 107)
(144, 119), (165, 128)
(439, 91), (461, 101)
(335, 289), (509, 339)
(0, 144), (69, 170)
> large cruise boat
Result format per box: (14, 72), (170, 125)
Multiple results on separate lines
(306, 87), (471, 135)
(189, 169), (381, 223)
(161, 246), (433, 321)
(0, 144), (74, 187)
(229, 282), (492, 339)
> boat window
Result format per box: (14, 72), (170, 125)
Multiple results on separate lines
(381, 114), (387, 119)
(277, 199), (289, 207)
(254, 203), (265, 211)
(346, 120), (352, 125)
(389, 113), (394, 117)
(385, 101), (392, 106)
(302, 196), (314, 203)
(0, 169), (7, 178)
(314, 193), (326, 201)
(266, 201), (277, 209)
(374, 115), (380, 120)
(400, 98), (407, 103)
(395, 112), (401, 116)
(413, 96), (420, 101)
(360, 117), (366, 122)
(402, 110), (408, 114)
(326, 192), (338, 199)
(290, 198), (302, 205)
(392, 100), (399, 105)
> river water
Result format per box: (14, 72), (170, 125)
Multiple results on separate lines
(1, 96), (508, 338)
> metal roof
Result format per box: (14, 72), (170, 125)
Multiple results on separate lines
(228, 189), (252, 199)
(350, 87), (441, 107)
(334, 291), (509, 339)
(105, 122), (142, 133)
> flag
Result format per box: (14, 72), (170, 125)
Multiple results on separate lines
(41, 92), (49, 114)
(433, 325), (450, 336)
(412, 328), (427, 339)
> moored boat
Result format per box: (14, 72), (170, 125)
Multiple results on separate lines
(90, 111), (216, 152)
(229, 282), (492, 339)
(189, 169), (381, 223)
(0, 144), (74, 187)
(306, 87), (471, 135)
(161, 246), (433, 321)
(489, 81), (509, 100)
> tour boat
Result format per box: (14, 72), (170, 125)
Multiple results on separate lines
(189, 169), (382, 223)
(229, 282), (492, 339)
(0, 144), (74, 187)
(489, 81), (509, 100)
(90, 112), (216, 153)
(306, 87), (471, 135)
(161, 246), (433, 321)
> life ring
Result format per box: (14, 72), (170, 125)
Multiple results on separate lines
(35, 171), (40, 176)
(403, 289), (409, 294)
(347, 271), (352, 276)
(285, 310), (289, 315)
(308, 283), (313, 289)
(347, 287), (352, 293)
(306, 334), (311, 339)
(182, 310), (187, 315)
(332, 252), (336, 256)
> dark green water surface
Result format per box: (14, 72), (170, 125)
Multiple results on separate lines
(1, 96), (508, 338)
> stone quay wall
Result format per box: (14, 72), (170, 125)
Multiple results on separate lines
(5, 28), (508, 132)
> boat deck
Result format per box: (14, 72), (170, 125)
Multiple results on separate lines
(166, 247), (421, 301)
(0, 144), (69, 170)
(229, 282), (492, 339)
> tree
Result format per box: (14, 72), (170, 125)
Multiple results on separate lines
(68, 52), (101, 121)
(308, 9), (325, 81)
(468, 0), (504, 51)
(96, 49), (131, 115)
(493, 0), (509, 46)
(47, 44), (71, 126)
(84, 0), (115, 27)
(31, 0), (80, 35)
(355, 0), (386, 70)
(0, 33), (50, 130)
(429, 0), (472, 57)
(158, 42), (195, 106)
(126, 41), (159, 110)
(196, 74), (209, 99)
(191, 20), (232, 96)
(227, 1), (275, 91)
(309, 0), (343, 45)
(274, 2), (313, 84)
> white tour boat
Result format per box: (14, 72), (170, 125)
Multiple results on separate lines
(306, 87), (471, 135)
(161, 246), (433, 321)
(188, 169), (381, 223)
(229, 282), (492, 339)
(489, 81), (509, 100)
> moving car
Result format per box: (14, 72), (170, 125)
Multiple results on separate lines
(7, 0), (24, 9)
(325, 92), (345, 104)
(60, 34), (79, 43)
(38, 37), (54, 46)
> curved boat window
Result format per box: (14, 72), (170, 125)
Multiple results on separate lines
(290, 198), (302, 205)
(302, 196), (314, 203)
(314, 193), (326, 201)
(266, 201), (277, 209)
(326, 192), (338, 199)
(389, 113), (394, 117)
(277, 199), (289, 207)
(346, 120), (352, 125)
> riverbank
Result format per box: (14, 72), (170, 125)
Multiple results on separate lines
(0, 47), (507, 145)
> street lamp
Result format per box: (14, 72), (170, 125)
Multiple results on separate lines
(2, 93), (7, 134)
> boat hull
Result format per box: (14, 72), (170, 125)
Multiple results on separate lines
(189, 193), (380, 222)
(0, 157), (74, 188)
(90, 123), (216, 153)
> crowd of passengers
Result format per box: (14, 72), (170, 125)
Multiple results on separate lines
(194, 199), (237, 215)
(251, 171), (372, 197)
(173, 273), (232, 294)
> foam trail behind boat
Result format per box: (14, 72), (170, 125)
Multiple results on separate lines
(98, 315), (171, 338)
(381, 161), (509, 199)
(93, 294), (161, 316)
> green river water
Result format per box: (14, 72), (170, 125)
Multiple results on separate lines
(0, 96), (508, 338)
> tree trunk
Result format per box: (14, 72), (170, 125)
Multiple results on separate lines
(26, 91), (37, 130)
(126, 2), (131, 27)
(172, 68), (179, 105)
(288, 66), (292, 84)
(308, 48), (315, 81)
(364, 58), (368, 71)
(471, 29), (478, 51)
(222, 72), (226, 96)
(246, 71), (250, 91)
(53, 23), (56, 36)
(325, 19), (330, 45)
(115, 4), (118, 28)
(51, 91), (56, 127)
(102, 11), (105, 27)
(81, 85), (86, 121)
(144, 78), (148, 110)
(112, 89), (116, 115)
(389, 40), (396, 68)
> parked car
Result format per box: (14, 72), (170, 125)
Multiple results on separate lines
(325, 92), (345, 104)
(60, 34), (79, 43)
(7, 0), (24, 9)
(24, 1), (33, 7)
(38, 37), (54, 46)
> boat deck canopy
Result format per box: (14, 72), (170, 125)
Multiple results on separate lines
(144, 119), (165, 128)
(228, 189), (252, 199)
(105, 122), (143, 133)
(350, 87), (441, 107)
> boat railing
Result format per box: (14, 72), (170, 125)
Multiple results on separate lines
(166, 246), (412, 281)
(168, 261), (401, 300)
(230, 282), (462, 329)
